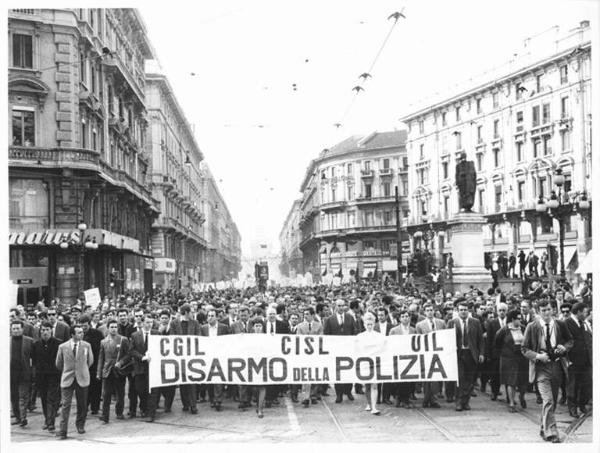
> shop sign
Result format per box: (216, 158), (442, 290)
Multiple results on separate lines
(9, 230), (80, 246)
(155, 258), (177, 273)
(17, 278), (33, 284)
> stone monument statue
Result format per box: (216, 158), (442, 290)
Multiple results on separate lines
(455, 151), (477, 212)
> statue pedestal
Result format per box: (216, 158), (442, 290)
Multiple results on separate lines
(447, 212), (492, 294)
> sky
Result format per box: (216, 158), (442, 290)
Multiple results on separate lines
(138, 0), (596, 259)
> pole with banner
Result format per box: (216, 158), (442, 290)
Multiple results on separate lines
(395, 185), (404, 293)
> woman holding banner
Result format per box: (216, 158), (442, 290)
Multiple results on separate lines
(357, 312), (382, 415)
(250, 318), (267, 418)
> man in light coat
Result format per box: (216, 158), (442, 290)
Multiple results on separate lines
(55, 324), (94, 439)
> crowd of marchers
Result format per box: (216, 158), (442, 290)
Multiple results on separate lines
(9, 276), (592, 442)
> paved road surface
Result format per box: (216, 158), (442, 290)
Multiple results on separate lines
(10, 388), (592, 443)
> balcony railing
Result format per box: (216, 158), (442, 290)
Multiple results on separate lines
(360, 169), (374, 178)
(355, 195), (395, 205)
(11, 9), (35, 14)
(10, 145), (99, 167)
(320, 200), (347, 211)
(379, 168), (393, 176)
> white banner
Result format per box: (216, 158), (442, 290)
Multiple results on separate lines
(83, 288), (102, 310)
(148, 330), (458, 388)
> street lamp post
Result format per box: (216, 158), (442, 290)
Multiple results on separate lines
(60, 220), (98, 301)
(535, 168), (590, 280)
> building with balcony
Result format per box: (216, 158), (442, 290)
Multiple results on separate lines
(145, 73), (208, 290)
(9, 8), (159, 305)
(400, 21), (592, 278)
(293, 131), (409, 281)
(201, 164), (242, 283)
(278, 200), (303, 278)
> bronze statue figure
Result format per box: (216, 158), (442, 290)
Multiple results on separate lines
(455, 152), (477, 212)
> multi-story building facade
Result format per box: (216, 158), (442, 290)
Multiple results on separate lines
(9, 8), (158, 305)
(146, 73), (208, 290)
(8, 8), (241, 304)
(201, 163), (242, 283)
(278, 200), (303, 278)
(400, 22), (592, 279)
(295, 131), (409, 281)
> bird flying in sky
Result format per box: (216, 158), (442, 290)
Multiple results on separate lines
(359, 72), (371, 81)
(388, 10), (406, 22)
(352, 86), (364, 93)
(333, 123), (342, 128)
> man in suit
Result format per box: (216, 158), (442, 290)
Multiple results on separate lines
(157, 309), (176, 412)
(47, 308), (70, 343)
(323, 299), (358, 403)
(263, 306), (290, 406)
(565, 302), (592, 418)
(296, 307), (323, 407)
(129, 314), (160, 422)
(374, 307), (393, 405)
(230, 306), (252, 409)
(10, 319), (34, 427)
(80, 315), (104, 415)
(116, 308), (138, 418)
(220, 303), (237, 327)
(447, 301), (485, 412)
(97, 319), (130, 423)
(522, 299), (573, 443)
(486, 302), (508, 400)
(390, 310), (416, 408)
(520, 300), (536, 326)
(200, 309), (230, 411)
(170, 303), (201, 414)
(55, 323), (94, 439)
(416, 304), (447, 408)
(32, 321), (61, 432)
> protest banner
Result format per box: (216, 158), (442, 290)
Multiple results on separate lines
(148, 330), (458, 389)
(83, 287), (102, 310)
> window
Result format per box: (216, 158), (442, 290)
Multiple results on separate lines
(476, 152), (483, 171)
(364, 183), (372, 198)
(494, 185), (502, 212)
(493, 119), (500, 138)
(476, 99), (482, 114)
(321, 170), (326, 180)
(543, 136), (552, 156)
(347, 185), (354, 200)
(381, 239), (391, 251)
(419, 144), (424, 160)
(382, 182), (391, 197)
(382, 158), (390, 169)
(517, 181), (525, 202)
(81, 118), (87, 148)
(347, 163), (353, 175)
(477, 125), (483, 143)
(560, 65), (568, 85)
(364, 161), (371, 171)
(92, 127), (98, 151)
(455, 131), (462, 150)
(419, 120), (424, 134)
(107, 85), (114, 116)
(538, 177), (547, 198)
(91, 63), (96, 93)
(516, 142), (524, 162)
(493, 148), (501, 167)
(402, 180), (408, 196)
(402, 156), (408, 168)
(536, 74), (543, 92)
(331, 187), (336, 202)
(532, 106), (540, 127)
(561, 129), (571, 151)
(383, 211), (392, 225)
(516, 83), (523, 100)
(560, 96), (570, 118)
(442, 112), (447, 126)
(456, 106), (461, 121)
(363, 240), (374, 249)
(365, 211), (374, 227)
(516, 111), (524, 130)
(533, 138), (541, 158)
(492, 92), (499, 109)
(540, 215), (553, 234)
(9, 179), (49, 230)
(542, 103), (551, 124)
(442, 161), (448, 179)
(12, 34), (33, 68)
(331, 167), (336, 178)
(478, 189), (485, 213)
(420, 200), (427, 216)
(330, 213), (337, 229)
(12, 109), (35, 146)
(347, 211), (355, 227)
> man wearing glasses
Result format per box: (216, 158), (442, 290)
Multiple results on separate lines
(485, 302), (508, 401)
(522, 299), (573, 443)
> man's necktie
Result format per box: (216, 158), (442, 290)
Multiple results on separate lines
(144, 332), (148, 350)
(271, 322), (275, 334)
(73, 342), (78, 358)
(462, 320), (468, 348)
(309, 322), (312, 332)
(545, 323), (552, 352)
(431, 320), (435, 331)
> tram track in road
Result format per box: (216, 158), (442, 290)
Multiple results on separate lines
(414, 408), (458, 441)
(320, 397), (351, 442)
(563, 409), (592, 443)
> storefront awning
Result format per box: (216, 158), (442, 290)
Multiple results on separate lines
(575, 249), (593, 275)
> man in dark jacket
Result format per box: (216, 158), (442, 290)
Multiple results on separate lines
(32, 321), (61, 431)
(11, 319), (34, 427)
(200, 309), (230, 411)
(565, 302), (592, 418)
(80, 315), (104, 415)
